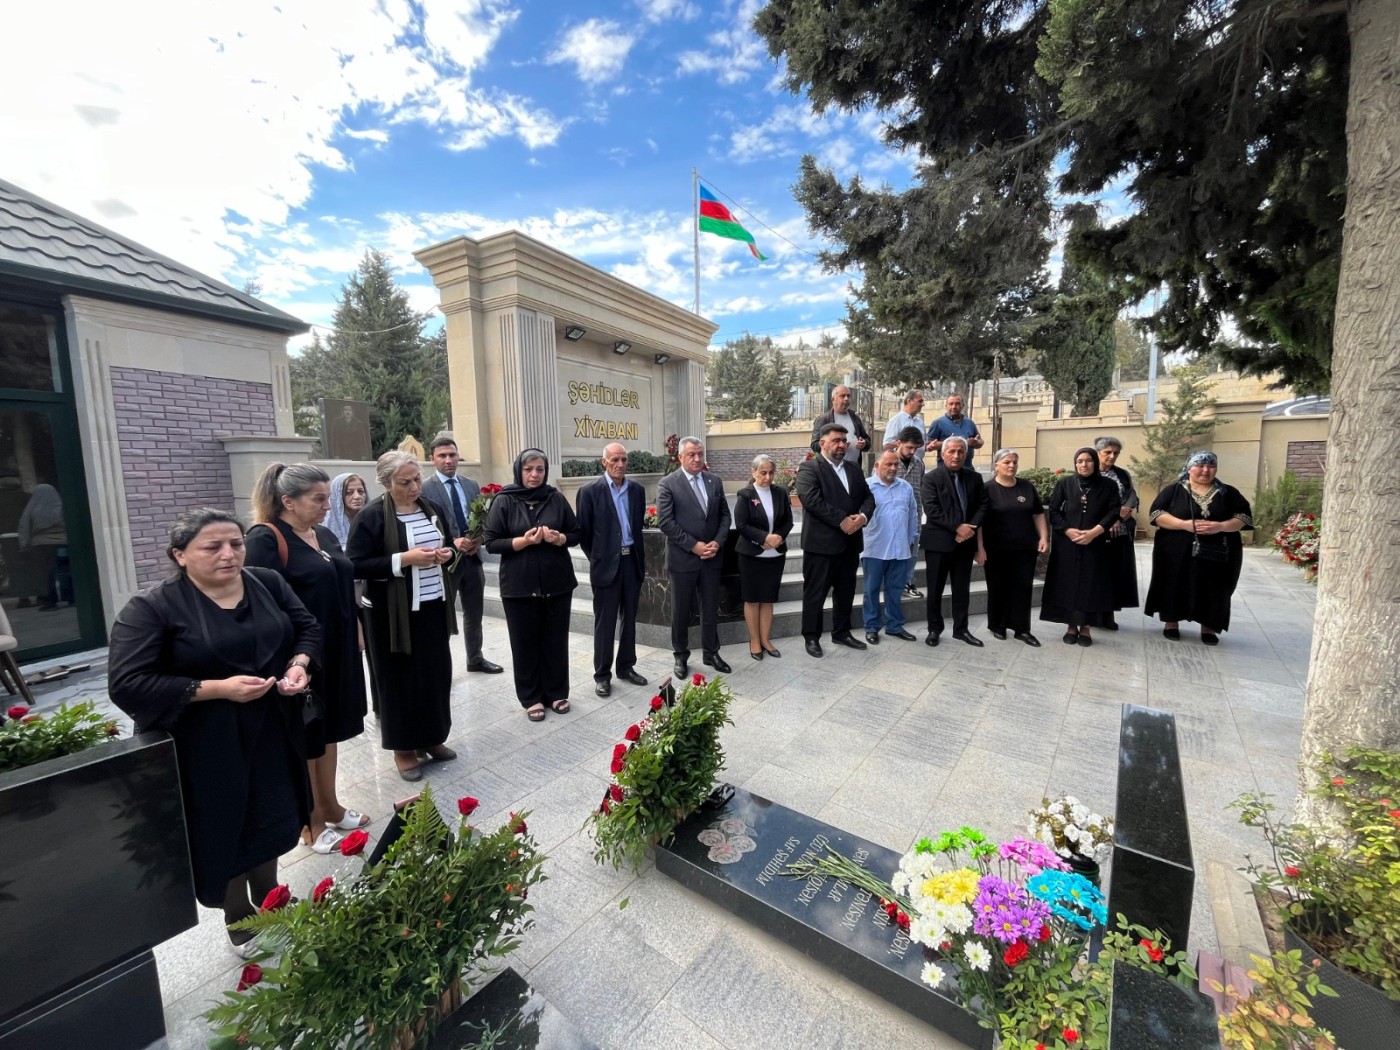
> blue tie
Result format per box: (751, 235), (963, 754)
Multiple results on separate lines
(447, 478), (468, 534)
(953, 473), (966, 517)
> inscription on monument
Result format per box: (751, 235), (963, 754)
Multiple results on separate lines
(558, 358), (652, 456)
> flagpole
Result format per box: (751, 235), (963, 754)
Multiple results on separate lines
(692, 168), (701, 315)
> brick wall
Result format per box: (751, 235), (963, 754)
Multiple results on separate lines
(705, 445), (812, 484)
(111, 367), (276, 587)
(1285, 440), (1327, 480)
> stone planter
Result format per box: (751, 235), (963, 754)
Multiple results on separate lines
(1282, 911), (1400, 1050)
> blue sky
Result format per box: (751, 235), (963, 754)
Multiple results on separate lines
(2, 0), (921, 352)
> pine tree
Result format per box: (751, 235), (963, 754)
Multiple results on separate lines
(1037, 209), (1117, 416)
(1129, 363), (1217, 491)
(708, 335), (794, 425)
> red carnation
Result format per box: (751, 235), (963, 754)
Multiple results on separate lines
(609, 784), (624, 802)
(1284, 865), (1301, 877)
(236, 963), (263, 991)
(312, 877), (334, 903)
(610, 756), (625, 774)
(624, 724), (641, 742)
(649, 695), (664, 711)
(1140, 938), (1164, 963)
(1003, 940), (1030, 967)
(7, 704), (29, 720)
(509, 812), (527, 835)
(883, 900), (898, 918)
(260, 885), (291, 912)
(1063, 1027), (1079, 1044)
(457, 796), (480, 817)
(1038, 924), (1052, 942)
(339, 828), (370, 856)
(692, 673), (705, 686)
(896, 911), (910, 932)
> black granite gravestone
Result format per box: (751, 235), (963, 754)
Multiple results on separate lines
(427, 969), (597, 1050)
(1107, 704), (1196, 963)
(1108, 960), (1221, 1048)
(654, 787), (991, 1049)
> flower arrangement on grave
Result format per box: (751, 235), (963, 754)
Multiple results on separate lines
(0, 700), (121, 775)
(205, 786), (546, 1050)
(587, 674), (735, 872)
(465, 482), (504, 539)
(1027, 794), (1115, 868)
(643, 503), (660, 528)
(774, 452), (812, 492)
(1271, 511), (1321, 583)
(1231, 746), (1400, 1002)
(663, 432), (681, 474)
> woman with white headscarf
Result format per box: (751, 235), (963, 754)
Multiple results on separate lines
(1143, 451), (1253, 645)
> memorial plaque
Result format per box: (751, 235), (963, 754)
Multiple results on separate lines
(428, 969), (597, 1050)
(1109, 962), (1220, 1049)
(655, 787), (991, 1049)
(320, 398), (372, 460)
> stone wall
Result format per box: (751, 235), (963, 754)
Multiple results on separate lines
(1285, 440), (1328, 480)
(111, 367), (276, 586)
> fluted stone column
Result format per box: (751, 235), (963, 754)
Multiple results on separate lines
(496, 306), (561, 466)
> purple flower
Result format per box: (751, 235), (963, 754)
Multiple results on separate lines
(972, 876), (1052, 943)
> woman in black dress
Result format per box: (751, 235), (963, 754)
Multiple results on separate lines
(108, 508), (320, 957)
(347, 451), (458, 781)
(1144, 451), (1253, 644)
(247, 462), (369, 854)
(975, 449), (1048, 646)
(1094, 436), (1140, 629)
(1039, 447), (1121, 646)
(733, 454), (793, 659)
(483, 449), (580, 722)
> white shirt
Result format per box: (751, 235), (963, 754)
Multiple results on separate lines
(833, 411), (861, 463)
(824, 454), (851, 493)
(753, 484), (780, 558)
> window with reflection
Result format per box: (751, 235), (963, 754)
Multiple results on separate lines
(0, 306), (61, 393)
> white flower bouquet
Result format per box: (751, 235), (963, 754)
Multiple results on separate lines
(1028, 794), (1114, 864)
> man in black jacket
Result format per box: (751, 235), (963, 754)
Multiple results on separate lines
(809, 385), (872, 472)
(920, 436), (988, 647)
(576, 443), (649, 697)
(796, 424), (876, 657)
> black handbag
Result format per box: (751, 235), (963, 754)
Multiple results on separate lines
(300, 685), (324, 726)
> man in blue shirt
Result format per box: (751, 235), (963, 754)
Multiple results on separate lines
(926, 393), (984, 463)
(861, 451), (922, 644)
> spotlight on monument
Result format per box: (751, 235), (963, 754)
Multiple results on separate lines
(564, 325), (586, 341)
(654, 353), (671, 365)
(612, 341), (632, 355)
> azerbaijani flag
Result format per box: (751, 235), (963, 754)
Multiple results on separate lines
(698, 184), (767, 261)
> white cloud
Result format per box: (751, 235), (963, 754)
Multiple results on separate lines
(637, 0), (700, 22)
(547, 19), (636, 85)
(676, 0), (768, 85)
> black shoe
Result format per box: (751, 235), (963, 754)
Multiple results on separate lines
(674, 659), (689, 680)
(805, 638), (824, 658)
(887, 629), (917, 641)
(1014, 632), (1041, 647)
(762, 645), (781, 658)
(703, 653), (731, 674)
(467, 658), (503, 674)
(952, 630), (984, 648)
(905, 585), (924, 599)
(990, 628), (1007, 640)
(749, 648), (764, 661)
(1201, 632), (1220, 646)
(1104, 620), (1120, 631)
(865, 632), (881, 645)
(618, 670), (648, 686)
(1077, 634), (1093, 647)
(925, 632), (940, 647)
(1063, 631), (1079, 645)
(832, 634), (867, 651)
(595, 680), (611, 697)
(1162, 627), (1181, 641)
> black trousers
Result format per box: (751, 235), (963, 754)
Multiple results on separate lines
(671, 566), (721, 658)
(984, 547), (1037, 633)
(593, 555), (643, 681)
(501, 594), (572, 708)
(802, 547), (860, 639)
(925, 544), (975, 635)
(447, 556), (485, 662)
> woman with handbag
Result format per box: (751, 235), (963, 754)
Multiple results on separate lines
(108, 508), (321, 957)
(1038, 447), (1122, 646)
(1144, 451), (1254, 645)
(246, 462), (370, 854)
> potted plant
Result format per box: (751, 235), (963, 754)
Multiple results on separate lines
(1230, 746), (1400, 1050)
(1027, 793), (1115, 884)
(588, 674), (735, 871)
(0, 699), (121, 773)
(205, 786), (546, 1050)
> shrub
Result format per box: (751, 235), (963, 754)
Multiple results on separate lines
(1253, 470), (1324, 547)
(1018, 467), (1066, 504)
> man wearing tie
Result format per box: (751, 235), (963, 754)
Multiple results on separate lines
(422, 434), (502, 673)
(920, 435), (988, 647)
(656, 436), (732, 680)
(795, 424), (876, 658)
(576, 443), (649, 697)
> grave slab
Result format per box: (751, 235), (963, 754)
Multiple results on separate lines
(428, 968), (597, 1050)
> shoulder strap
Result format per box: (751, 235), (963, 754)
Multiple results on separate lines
(255, 522), (289, 567)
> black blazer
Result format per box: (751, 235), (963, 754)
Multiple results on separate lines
(920, 465), (988, 552)
(346, 496), (459, 635)
(809, 409), (873, 469)
(576, 476), (647, 588)
(733, 485), (794, 558)
(795, 458), (876, 556)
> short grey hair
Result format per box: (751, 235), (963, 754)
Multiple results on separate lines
(903, 389), (924, 404)
(679, 435), (704, 453)
(942, 435), (969, 452)
(751, 453), (776, 471)
(992, 448), (1018, 465)
(375, 450), (419, 488)
(1093, 435), (1123, 452)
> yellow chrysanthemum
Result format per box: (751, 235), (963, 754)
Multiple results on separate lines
(919, 868), (980, 905)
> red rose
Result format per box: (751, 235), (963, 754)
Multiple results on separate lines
(236, 963), (263, 991)
(1003, 940), (1030, 967)
(692, 673), (705, 686)
(610, 756), (625, 774)
(883, 900), (898, 918)
(339, 829), (370, 856)
(649, 695), (664, 711)
(1140, 938), (1164, 963)
(647, 505), (656, 515)
(624, 724), (641, 742)
(1332, 777), (1345, 786)
(609, 784), (624, 802)
(509, 812), (527, 835)
(1036, 1044), (1046, 1050)
(7, 704), (29, 720)
(613, 743), (628, 759)
(458, 796), (480, 817)
(1388, 809), (1400, 822)
(896, 911), (910, 932)
(1284, 865), (1301, 877)
(1038, 924), (1052, 942)
(312, 877), (333, 903)
(600, 799), (612, 815)
(260, 885), (291, 911)
(105, 722), (121, 736)
(1063, 1027), (1079, 1044)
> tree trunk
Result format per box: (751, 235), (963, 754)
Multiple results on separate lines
(1296, 0), (1400, 821)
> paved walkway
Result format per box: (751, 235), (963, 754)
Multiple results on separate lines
(29, 545), (1314, 1048)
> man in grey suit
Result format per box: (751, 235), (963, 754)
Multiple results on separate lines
(656, 435), (732, 680)
(423, 434), (502, 673)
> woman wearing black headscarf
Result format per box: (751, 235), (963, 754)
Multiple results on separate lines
(1094, 436), (1140, 629)
(1039, 447), (1122, 646)
(483, 449), (580, 722)
(1144, 451), (1253, 645)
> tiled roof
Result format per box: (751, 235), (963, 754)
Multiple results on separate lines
(0, 178), (306, 333)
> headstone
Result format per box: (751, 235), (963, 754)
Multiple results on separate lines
(319, 398), (372, 460)
(655, 787), (991, 1049)
(427, 969), (597, 1050)
(398, 434), (425, 461)
(1108, 961), (1221, 1048)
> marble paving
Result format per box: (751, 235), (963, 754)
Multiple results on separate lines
(23, 545), (1316, 1049)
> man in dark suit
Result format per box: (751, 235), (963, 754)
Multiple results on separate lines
(796, 423), (876, 658)
(920, 435), (988, 647)
(422, 434), (502, 673)
(656, 435), (732, 679)
(809, 385), (872, 471)
(577, 442), (649, 697)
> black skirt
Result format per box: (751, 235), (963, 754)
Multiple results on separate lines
(739, 554), (785, 603)
(367, 597), (453, 750)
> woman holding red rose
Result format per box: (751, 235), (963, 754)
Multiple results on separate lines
(108, 507), (321, 958)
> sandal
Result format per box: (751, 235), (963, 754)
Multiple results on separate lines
(550, 699), (571, 714)
(307, 827), (344, 855)
(329, 809), (371, 830)
(527, 705), (546, 722)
